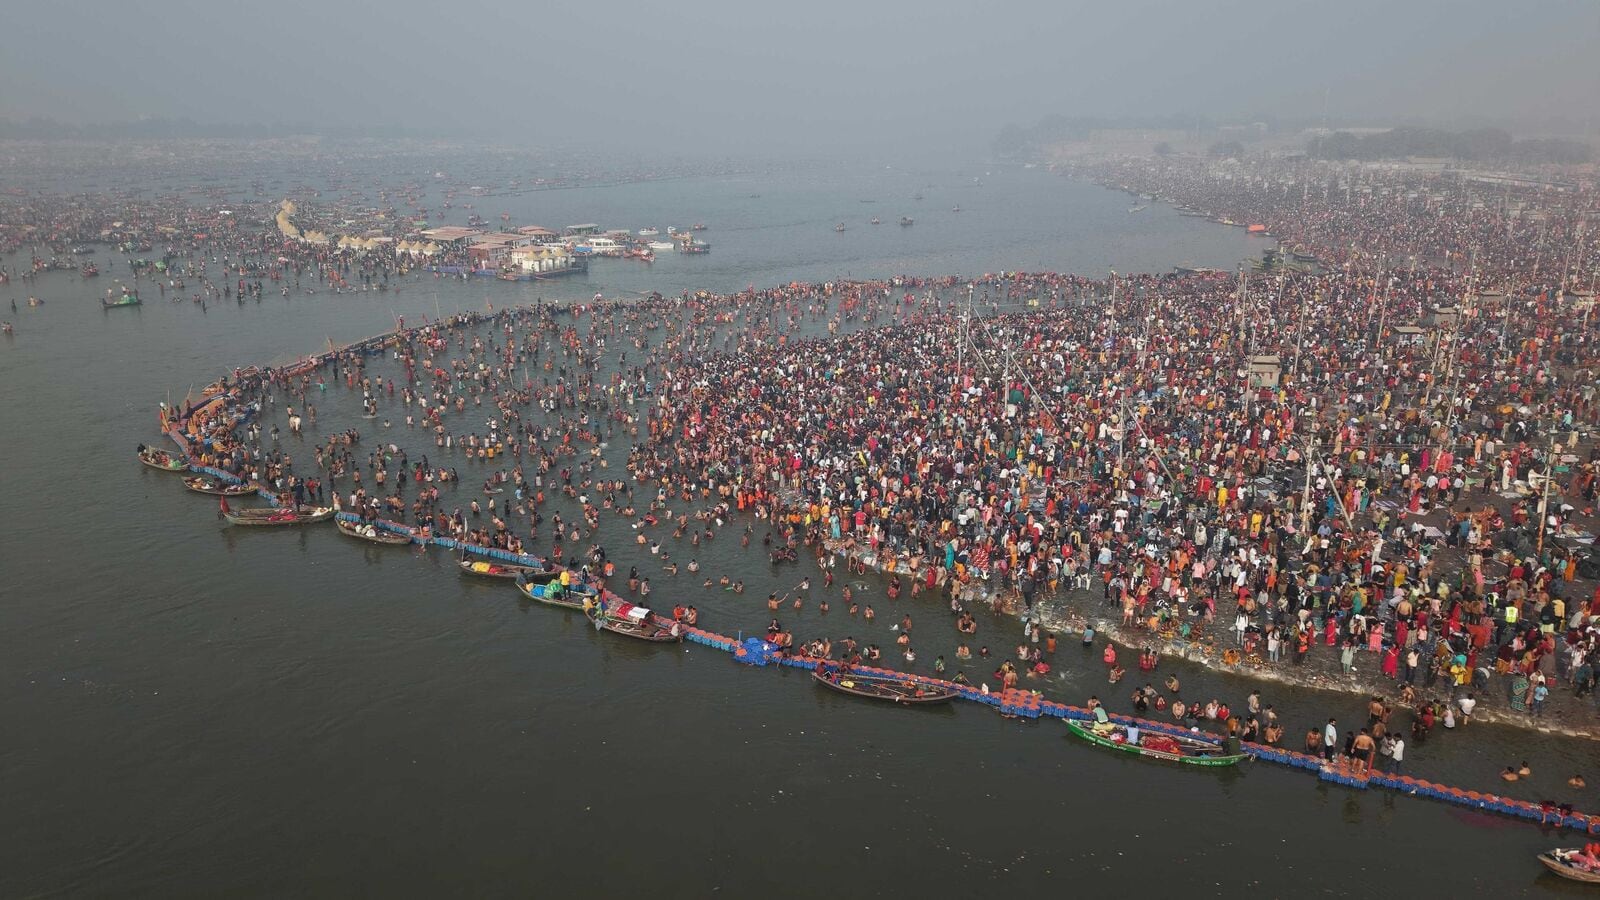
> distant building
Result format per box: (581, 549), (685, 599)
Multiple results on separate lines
(418, 226), (481, 247)
(509, 244), (576, 274)
(516, 226), (562, 244)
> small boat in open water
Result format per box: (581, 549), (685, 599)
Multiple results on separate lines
(1539, 849), (1600, 883)
(1065, 720), (1246, 767)
(182, 475), (257, 496)
(899, 216), (914, 226)
(337, 518), (414, 545)
(103, 293), (142, 308)
(138, 447), (187, 471)
(812, 665), (957, 705)
(222, 506), (335, 526)
(586, 599), (681, 642)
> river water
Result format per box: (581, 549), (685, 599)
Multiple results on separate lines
(0, 163), (1586, 897)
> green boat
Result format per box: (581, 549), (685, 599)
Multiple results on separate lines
(103, 295), (142, 308)
(1065, 719), (1246, 767)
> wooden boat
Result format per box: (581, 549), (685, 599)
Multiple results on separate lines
(458, 557), (546, 579)
(515, 571), (594, 610)
(585, 600), (681, 642)
(812, 666), (957, 705)
(138, 448), (187, 471)
(222, 506), (335, 526)
(1539, 850), (1600, 883)
(337, 518), (414, 545)
(1065, 720), (1246, 767)
(182, 475), (257, 496)
(103, 295), (142, 308)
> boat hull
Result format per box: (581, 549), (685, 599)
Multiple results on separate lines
(1539, 851), (1600, 883)
(515, 575), (590, 611)
(337, 520), (414, 545)
(1065, 720), (1245, 766)
(811, 667), (957, 704)
(459, 558), (546, 579)
(223, 507), (335, 526)
(584, 605), (681, 641)
(183, 476), (257, 496)
(139, 453), (187, 472)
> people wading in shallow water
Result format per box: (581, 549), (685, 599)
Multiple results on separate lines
(135, 151), (1600, 815)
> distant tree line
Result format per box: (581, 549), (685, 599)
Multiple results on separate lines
(1308, 126), (1592, 164)
(992, 114), (1212, 159)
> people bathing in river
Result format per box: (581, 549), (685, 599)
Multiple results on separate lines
(136, 166), (1600, 816)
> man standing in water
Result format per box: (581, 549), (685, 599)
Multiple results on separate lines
(1323, 718), (1338, 763)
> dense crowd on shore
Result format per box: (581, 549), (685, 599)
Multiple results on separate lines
(18, 151), (1600, 781)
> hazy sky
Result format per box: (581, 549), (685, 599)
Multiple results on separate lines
(4, 0), (1595, 155)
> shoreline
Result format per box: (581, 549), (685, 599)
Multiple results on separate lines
(822, 535), (1600, 742)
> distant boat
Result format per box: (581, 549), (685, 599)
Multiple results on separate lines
(1129, 205), (1148, 213)
(691, 223), (706, 231)
(900, 217), (914, 226)
(951, 205), (961, 213)
(869, 217), (881, 225)
(638, 227), (659, 236)
(834, 222), (846, 232)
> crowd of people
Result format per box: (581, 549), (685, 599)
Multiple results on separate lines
(90, 150), (1600, 799)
